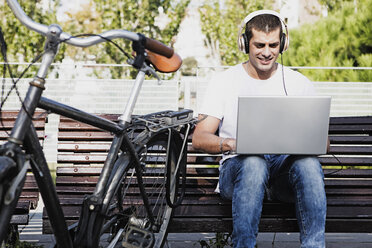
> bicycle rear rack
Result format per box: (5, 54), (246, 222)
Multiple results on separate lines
(132, 109), (195, 132)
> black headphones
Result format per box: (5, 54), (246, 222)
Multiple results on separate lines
(237, 10), (289, 54)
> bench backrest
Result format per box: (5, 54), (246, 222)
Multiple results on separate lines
(43, 115), (372, 233)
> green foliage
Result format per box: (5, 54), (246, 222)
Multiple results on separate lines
(283, 0), (372, 81)
(4, 240), (44, 248)
(1, 1), (189, 79)
(0, 0), (62, 77)
(3, 225), (44, 248)
(198, 0), (275, 66)
(61, 0), (190, 78)
(318, 0), (356, 11)
(181, 56), (198, 76)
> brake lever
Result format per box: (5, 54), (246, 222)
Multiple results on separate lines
(127, 49), (162, 85)
(143, 63), (162, 85)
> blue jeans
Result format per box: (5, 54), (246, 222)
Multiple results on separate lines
(219, 155), (326, 248)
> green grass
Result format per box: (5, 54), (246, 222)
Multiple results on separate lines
(3, 240), (44, 248)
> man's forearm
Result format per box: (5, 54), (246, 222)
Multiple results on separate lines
(192, 132), (235, 154)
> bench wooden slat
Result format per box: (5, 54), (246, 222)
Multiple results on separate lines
(55, 166), (372, 178)
(0, 120), (47, 129)
(329, 146), (372, 154)
(54, 188), (372, 199)
(328, 124), (372, 134)
(319, 157), (372, 166)
(58, 131), (113, 141)
(60, 114), (120, 122)
(329, 116), (372, 125)
(0, 130), (44, 140)
(168, 218), (372, 233)
(14, 201), (31, 214)
(53, 194), (372, 206)
(43, 202), (372, 222)
(10, 215), (29, 225)
(57, 154), (108, 163)
(326, 188), (372, 195)
(58, 142), (111, 152)
(329, 135), (372, 144)
(55, 175), (372, 187)
(56, 154), (372, 166)
(184, 156), (372, 166)
(58, 122), (104, 131)
(42, 217), (372, 234)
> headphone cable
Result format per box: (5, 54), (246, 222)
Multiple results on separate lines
(280, 53), (288, 96)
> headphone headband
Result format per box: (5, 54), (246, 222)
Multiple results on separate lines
(237, 10), (289, 53)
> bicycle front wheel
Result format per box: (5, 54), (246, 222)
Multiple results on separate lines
(120, 131), (180, 248)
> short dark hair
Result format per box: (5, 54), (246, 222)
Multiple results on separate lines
(245, 14), (282, 44)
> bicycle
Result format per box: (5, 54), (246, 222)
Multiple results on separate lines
(0, 0), (196, 247)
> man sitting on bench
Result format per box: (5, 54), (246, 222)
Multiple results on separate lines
(192, 10), (326, 248)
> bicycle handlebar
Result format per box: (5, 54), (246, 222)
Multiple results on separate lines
(6, 0), (48, 35)
(6, 0), (174, 58)
(144, 38), (173, 58)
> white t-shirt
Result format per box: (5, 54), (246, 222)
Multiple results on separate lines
(199, 63), (316, 164)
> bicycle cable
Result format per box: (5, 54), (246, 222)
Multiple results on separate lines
(0, 29), (133, 136)
(0, 27), (50, 135)
(324, 153), (344, 176)
(60, 33), (132, 60)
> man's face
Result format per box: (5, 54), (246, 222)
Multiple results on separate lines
(248, 27), (281, 76)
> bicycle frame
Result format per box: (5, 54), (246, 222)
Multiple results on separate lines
(1, 0), (175, 246)
(2, 54), (154, 248)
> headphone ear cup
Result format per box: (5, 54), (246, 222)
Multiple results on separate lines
(238, 33), (249, 54)
(238, 34), (244, 53)
(242, 33), (249, 54)
(280, 33), (286, 53)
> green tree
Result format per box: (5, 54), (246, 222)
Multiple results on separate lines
(0, 0), (61, 77)
(181, 56), (198, 76)
(199, 0), (275, 66)
(318, 0), (357, 11)
(61, 0), (190, 78)
(283, 0), (372, 81)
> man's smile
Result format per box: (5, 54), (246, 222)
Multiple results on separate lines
(258, 57), (273, 65)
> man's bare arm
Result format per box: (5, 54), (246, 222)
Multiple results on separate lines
(192, 114), (235, 154)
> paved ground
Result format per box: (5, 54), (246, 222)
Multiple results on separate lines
(19, 196), (372, 248)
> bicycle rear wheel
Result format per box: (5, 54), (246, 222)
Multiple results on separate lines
(92, 131), (180, 248)
(120, 131), (180, 248)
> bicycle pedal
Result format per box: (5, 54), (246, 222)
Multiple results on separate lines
(121, 225), (154, 248)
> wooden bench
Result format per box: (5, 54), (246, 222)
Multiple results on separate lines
(0, 110), (47, 239)
(43, 115), (372, 234)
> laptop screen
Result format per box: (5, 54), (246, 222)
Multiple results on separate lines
(235, 96), (331, 155)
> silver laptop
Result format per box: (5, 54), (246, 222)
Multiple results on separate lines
(236, 96), (331, 155)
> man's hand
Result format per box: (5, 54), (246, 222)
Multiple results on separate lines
(224, 138), (236, 153)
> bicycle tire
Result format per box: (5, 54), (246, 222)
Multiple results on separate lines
(86, 130), (180, 248)
(120, 131), (180, 248)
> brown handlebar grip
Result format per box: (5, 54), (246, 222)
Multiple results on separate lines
(145, 37), (174, 58)
(146, 50), (182, 73)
